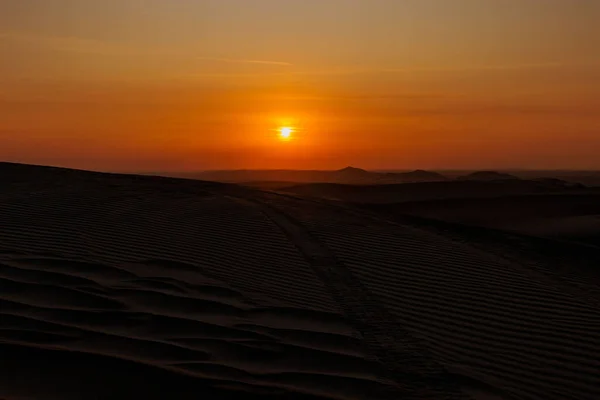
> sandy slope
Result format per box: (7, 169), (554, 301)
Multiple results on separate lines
(1, 163), (600, 399)
(279, 180), (592, 204)
(366, 193), (600, 247)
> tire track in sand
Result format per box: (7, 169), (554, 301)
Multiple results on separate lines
(227, 192), (469, 400)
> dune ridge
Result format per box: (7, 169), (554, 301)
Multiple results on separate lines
(1, 162), (600, 399)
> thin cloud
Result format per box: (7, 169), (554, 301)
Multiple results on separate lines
(197, 57), (293, 66)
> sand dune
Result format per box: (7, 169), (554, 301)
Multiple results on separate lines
(281, 180), (600, 246)
(367, 193), (600, 246)
(1, 162), (600, 399)
(279, 180), (590, 204)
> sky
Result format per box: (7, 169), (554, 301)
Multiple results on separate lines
(1, 0), (599, 171)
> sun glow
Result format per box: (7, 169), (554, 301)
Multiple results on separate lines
(278, 126), (294, 140)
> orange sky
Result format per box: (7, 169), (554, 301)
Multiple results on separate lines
(1, 0), (599, 171)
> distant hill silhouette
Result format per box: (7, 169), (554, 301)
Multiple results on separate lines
(337, 166), (370, 175)
(390, 169), (448, 183)
(170, 167), (449, 185)
(150, 168), (600, 187)
(457, 171), (520, 181)
(332, 166), (374, 183)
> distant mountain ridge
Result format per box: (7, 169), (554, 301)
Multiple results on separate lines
(166, 167), (533, 185)
(457, 171), (520, 181)
(169, 167), (449, 184)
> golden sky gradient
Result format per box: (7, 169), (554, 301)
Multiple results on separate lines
(1, 0), (599, 171)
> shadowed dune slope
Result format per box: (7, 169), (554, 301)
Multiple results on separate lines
(367, 194), (600, 246)
(279, 180), (590, 204)
(1, 162), (600, 400)
(280, 180), (600, 246)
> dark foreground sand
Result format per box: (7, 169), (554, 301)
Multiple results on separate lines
(1, 162), (600, 399)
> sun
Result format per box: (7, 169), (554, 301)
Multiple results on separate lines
(278, 126), (294, 140)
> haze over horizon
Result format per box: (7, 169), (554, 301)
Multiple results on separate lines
(2, 0), (599, 171)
